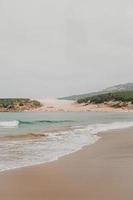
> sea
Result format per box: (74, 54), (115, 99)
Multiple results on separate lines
(0, 111), (133, 172)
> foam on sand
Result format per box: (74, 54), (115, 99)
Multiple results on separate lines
(0, 121), (133, 172)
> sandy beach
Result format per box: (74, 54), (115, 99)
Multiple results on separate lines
(0, 128), (133, 200)
(34, 99), (133, 112)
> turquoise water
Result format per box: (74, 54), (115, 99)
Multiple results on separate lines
(0, 112), (133, 172)
(1, 112), (133, 136)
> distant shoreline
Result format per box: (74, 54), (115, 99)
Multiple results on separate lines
(0, 98), (133, 112)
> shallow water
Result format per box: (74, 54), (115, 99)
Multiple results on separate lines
(0, 112), (133, 172)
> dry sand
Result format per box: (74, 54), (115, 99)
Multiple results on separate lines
(33, 98), (133, 112)
(1, 128), (133, 200)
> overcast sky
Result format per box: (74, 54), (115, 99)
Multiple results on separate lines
(0, 0), (133, 98)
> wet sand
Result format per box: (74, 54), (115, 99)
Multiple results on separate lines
(0, 128), (133, 200)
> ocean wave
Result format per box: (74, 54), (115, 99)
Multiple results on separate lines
(19, 119), (74, 125)
(0, 121), (19, 128)
(0, 119), (74, 128)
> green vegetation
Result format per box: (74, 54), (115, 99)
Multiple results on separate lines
(59, 92), (103, 101)
(0, 99), (29, 108)
(0, 98), (42, 111)
(77, 91), (133, 104)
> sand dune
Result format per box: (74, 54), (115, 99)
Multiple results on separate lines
(33, 98), (133, 112)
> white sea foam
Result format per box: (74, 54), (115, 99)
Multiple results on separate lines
(0, 120), (19, 128)
(85, 121), (133, 134)
(0, 121), (133, 172)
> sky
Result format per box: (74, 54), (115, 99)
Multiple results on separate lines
(0, 0), (133, 98)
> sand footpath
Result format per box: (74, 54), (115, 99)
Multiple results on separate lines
(0, 128), (133, 200)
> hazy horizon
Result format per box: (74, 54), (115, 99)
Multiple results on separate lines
(0, 0), (133, 98)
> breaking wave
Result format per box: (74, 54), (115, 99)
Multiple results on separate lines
(0, 121), (19, 128)
(0, 120), (74, 128)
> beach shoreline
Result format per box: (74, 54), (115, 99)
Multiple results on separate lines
(1, 127), (133, 200)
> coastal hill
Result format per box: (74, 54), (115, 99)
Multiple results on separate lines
(60, 83), (133, 100)
(77, 91), (133, 109)
(0, 99), (42, 112)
